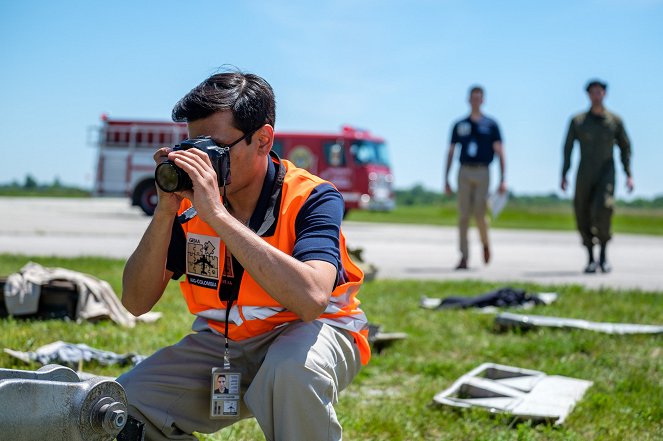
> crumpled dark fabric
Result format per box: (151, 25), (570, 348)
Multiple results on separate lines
(437, 287), (545, 309)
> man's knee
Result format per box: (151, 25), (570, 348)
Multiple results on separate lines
(260, 326), (344, 394)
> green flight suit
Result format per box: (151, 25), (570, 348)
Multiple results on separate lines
(562, 110), (632, 248)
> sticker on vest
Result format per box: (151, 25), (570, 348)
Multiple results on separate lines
(210, 368), (241, 419)
(186, 233), (221, 289)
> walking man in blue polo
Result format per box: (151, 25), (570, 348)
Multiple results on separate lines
(444, 85), (507, 270)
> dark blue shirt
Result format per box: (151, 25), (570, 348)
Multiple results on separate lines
(166, 155), (344, 283)
(450, 115), (502, 165)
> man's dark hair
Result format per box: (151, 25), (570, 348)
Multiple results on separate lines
(585, 79), (607, 93)
(172, 70), (276, 142)
(469, 85), (484, 96)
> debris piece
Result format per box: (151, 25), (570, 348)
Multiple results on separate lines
(2, 261), (160, 327)
(495, 312), (663, 334)
(433, 363), (592, 425)
(347, 246), (379, 282)
(4, 341), (147, 369)
(367, 323), (407, 354)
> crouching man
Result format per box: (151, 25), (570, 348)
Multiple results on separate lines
(117, 70), (370, 441)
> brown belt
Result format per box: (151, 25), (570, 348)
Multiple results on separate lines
(461, 163), (489, 168)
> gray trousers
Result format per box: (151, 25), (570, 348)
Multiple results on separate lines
(117, 321), (362, 441)
(457, 164), (490, 259)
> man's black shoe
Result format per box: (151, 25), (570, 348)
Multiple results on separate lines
(584, 261), (598, 274)
(455, 258), (468, 270)
(599, 261), (612, 273)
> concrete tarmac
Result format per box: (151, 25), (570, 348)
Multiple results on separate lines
(1, 197), (661, 292)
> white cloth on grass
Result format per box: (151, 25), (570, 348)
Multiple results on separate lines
(3, 261), (161, 327)
(4, 340), (147, 368)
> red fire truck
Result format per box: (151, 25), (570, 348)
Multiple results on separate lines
(93, 116), (395, 215)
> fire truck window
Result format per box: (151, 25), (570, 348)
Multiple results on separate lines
(324, 142), (345, 166)
(350, 141), (389, 166)
(271, 140), (283, 157)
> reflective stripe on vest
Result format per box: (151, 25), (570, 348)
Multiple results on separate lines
(194, 299), (367, 332)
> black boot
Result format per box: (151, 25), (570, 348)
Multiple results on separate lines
(599, 243), (612, 273)
(584, 245), (597, 273)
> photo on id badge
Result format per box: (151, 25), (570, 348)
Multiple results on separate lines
(211, 369), (241, 418)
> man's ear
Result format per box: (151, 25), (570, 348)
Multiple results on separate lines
(255, 124), (274, 155)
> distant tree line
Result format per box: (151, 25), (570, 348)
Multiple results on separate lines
(0, 175), (90, 197)
(395, 183), (663, 208)
(2, 176), (662, 208)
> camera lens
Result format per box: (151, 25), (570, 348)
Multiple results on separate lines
(155, 162), (190, 192)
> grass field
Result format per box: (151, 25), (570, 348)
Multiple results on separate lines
(1, 254), (661, 440)
(345, 201), (663, 236)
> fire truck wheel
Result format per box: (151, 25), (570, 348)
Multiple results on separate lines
(134, 180), (158, 216)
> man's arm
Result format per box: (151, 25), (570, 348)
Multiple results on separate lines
(214, 216), (336, 321)
(445, 122), (460, 195)
(121, 147), (180, 316)
(561, 118), (576, 191)
(122, 211), (176, 315)
(615, 118), (634, 192)
(172, 148), (337, 322)
(493, 140), (507, 194)
(444, 143), (456, 195)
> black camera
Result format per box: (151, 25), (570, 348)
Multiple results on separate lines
(154, 136), (231, 193)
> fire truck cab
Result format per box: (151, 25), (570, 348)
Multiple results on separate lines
(272, 126), (394, 213)
(93, 117), (395, 216)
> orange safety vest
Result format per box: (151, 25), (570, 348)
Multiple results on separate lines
(176, 156), (370, 365)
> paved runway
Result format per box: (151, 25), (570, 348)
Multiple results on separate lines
(1, 197), (661, 292)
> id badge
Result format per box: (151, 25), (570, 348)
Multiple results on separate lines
(210, 367), (241, 419)
(467, 140), (478, 157)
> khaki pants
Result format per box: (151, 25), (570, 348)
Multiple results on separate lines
(457, 164), (490, 259)
(117, 321), (362, 441)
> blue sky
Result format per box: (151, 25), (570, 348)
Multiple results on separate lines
(2, 0), (662, 198)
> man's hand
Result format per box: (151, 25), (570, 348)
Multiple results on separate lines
(626, 176), (634, 193)
(498, 181), (507, 194)
(444, 182), (454, 196)
(560, 177), (568, 192)
(168, 148), (227, 224)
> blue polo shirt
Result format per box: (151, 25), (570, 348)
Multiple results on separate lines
(450, 115), (502, 165)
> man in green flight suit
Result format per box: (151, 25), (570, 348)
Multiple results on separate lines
(561, 79), (634, 274)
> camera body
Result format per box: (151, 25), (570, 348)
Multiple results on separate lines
(155, 136), (231, 193)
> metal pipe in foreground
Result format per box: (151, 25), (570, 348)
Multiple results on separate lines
(0, 364), (127, 441)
